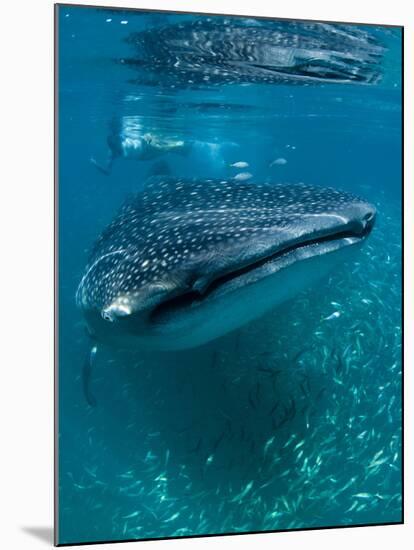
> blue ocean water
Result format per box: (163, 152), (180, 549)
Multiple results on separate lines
(57, 5), (402, 545)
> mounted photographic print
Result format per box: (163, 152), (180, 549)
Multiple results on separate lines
(55, 4), (403, 546)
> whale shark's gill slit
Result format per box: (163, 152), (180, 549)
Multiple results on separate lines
(150, 224), (373, 322)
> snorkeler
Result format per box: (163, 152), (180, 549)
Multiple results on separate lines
(91, 121), (191, 175)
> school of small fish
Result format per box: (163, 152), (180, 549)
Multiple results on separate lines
(61, 192), (401, 541)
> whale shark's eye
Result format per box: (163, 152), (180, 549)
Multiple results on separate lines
(101, 301), (133, 322)
(363, 211), (375, 223)
(102, 310), (114, 322)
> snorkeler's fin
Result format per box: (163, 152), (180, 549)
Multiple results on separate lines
(82, 344), (98, 407)
(90, 155), (113, 176)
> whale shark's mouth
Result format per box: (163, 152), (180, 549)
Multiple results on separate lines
(246, 58), (381, 84)
(150, 215), (375, 325)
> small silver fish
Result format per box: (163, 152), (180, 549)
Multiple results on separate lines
(263, 436), (275, 457)
(164, 512), (180, 523)
(123, 511), (139, 519)
(230, 161), (249, 168)
(205, 454), (214, 466)
(270, 158), (287, 166)
(233, 172), (253, 181)
(230, 480), (254, 502)
(323, 311), (341, 321)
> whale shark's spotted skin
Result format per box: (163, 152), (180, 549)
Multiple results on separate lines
(77, 178), (375, 350)
(124, 19), (385, 87)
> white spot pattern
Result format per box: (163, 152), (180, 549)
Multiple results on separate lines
(76, 178), (367, 312)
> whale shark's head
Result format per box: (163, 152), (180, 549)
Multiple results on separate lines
(76, 178), (375, 350)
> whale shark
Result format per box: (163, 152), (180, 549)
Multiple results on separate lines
(124, 19), (385, 87)
(76, 177), (375, 351)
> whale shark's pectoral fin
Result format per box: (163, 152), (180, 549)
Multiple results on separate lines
(82, 344), (98, 407)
